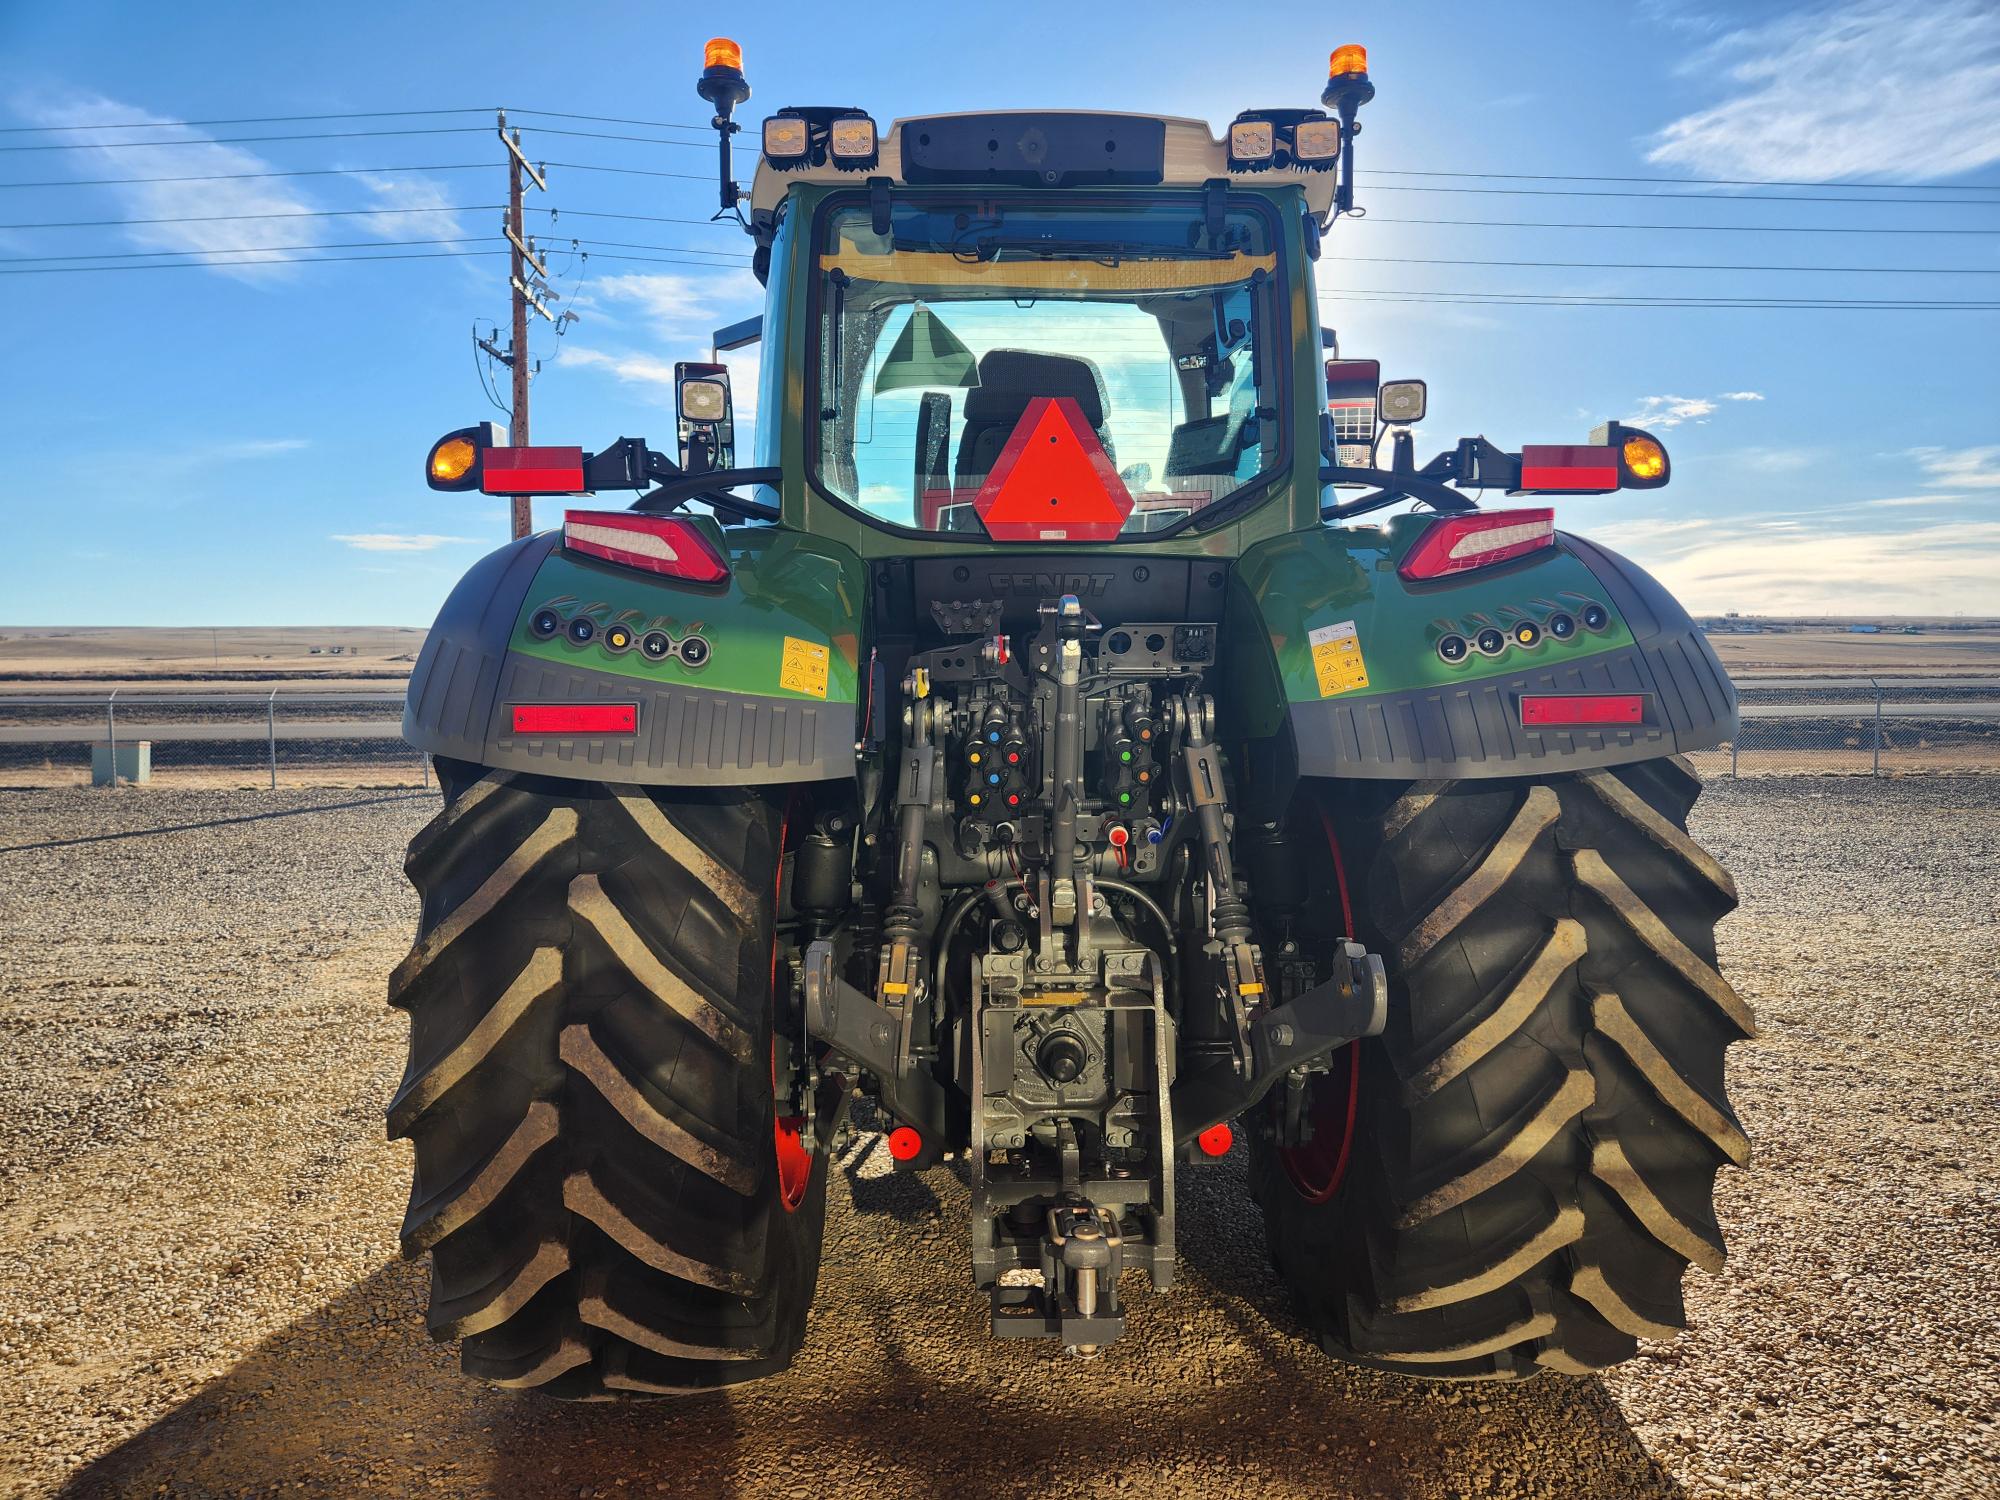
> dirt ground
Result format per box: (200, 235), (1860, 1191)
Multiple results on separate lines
(0, 777), (1995, 1500)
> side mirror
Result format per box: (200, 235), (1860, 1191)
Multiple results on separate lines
(1379, 379), (1426, 425)
(676, 361), (735, 473)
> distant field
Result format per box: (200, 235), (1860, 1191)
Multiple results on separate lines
(5, 622), (1999, 691)
(0, 626), (426, 693)
(1707, 629), (2000, 675)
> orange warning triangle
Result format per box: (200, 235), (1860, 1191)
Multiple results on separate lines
(973, 396), (1135, 542)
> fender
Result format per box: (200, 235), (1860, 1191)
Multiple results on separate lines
(404, 524), (867, 785)
(1222, 514), (1736, 781)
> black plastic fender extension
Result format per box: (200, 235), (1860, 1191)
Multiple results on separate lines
(1285, 535), (1738, 781)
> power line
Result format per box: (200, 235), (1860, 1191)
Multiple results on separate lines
(1337, 254), (2000, 276)
(0, 235), (485, 262)
(1352, 215), (2000, 236)
(0, 126), (492, 152)
(0, 232), (747, 266)
(0, 203), (507, 229)
(1364, 167), (2000, 196)
(508, 109), (710, 135)
(1360, 182), (2000, 207)
(1321, 290), (2000, 309)
(0, 242), (755, 275)
(0, 203), (728, 231)
(0, 161), (494, 189)
(0, 248), (510, 274)
(520, 127), (707, 150)
(543, 160), (712, 183)
(0, 107), (493, 134)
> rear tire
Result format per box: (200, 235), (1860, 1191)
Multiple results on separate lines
(1250, 756), (1750, 1378)
(388, 761), (829, 1398)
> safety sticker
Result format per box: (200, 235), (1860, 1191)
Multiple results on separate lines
(1308, 620), (1370, 698)
(779, 635), (830, 699)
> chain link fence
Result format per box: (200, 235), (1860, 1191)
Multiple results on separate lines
(1686, 677), (2000, 779)
(0, 693), (429, 789)
(2, 678), (1994, 789)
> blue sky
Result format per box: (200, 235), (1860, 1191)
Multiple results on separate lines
(2, 0), (1996, 624)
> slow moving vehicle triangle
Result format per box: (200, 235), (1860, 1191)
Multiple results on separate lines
(973, 395), (1135, 542)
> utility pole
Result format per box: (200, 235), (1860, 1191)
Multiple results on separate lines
(495, 110), (550, 539)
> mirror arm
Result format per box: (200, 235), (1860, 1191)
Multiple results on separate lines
(631, 464), (783, 522)
(575, 440), (780, 521)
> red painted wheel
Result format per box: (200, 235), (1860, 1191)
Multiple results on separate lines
(1277, 799), (1362, 1203)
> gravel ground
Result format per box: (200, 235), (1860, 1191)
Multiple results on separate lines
(0, 776), (1994, 1500)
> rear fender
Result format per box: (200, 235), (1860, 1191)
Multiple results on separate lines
(403, 526), (866, 785)
(1222, 514), (1736, 781)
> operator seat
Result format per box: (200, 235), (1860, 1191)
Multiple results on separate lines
(954, 349), (1115, 482)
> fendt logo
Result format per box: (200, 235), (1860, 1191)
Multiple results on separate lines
(988, 572), (1116, 597)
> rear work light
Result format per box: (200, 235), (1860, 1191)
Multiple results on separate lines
(563, 510), (730, 584)
(511, 703), (638, 735)
(1520, 694), (1648, 728)
(1399, 508), (1556, 582)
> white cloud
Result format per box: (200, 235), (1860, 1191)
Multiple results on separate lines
(591, 270), (763, 340)
(10, 91), (326, 280)
(1625, 390), (1765, 429)
(354, 174), (465, 245)
(1646, 0), (2000, 181)
(1909, 445), (2000, 489)
(331, 533), (475, 553)
(211, 437), (310, 459)
(1859, 493), (1968, 508)
(1601, 517), (2000, 614)
(557, 347), (677, 387)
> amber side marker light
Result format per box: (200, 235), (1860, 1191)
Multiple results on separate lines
(1623, 433), (1668, 481)
(1520, 694), (1647, 728)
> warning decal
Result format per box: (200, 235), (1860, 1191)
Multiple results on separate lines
(779, 636), (830, 699)
(1308, 620), (1370, 698)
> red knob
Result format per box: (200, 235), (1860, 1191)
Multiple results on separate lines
(887, 1125), (923, 1162)
(1195, 1122), (1234, 1158)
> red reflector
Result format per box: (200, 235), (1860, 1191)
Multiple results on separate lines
(563, 510), (730, 584)
(1399, 508), (1556, 581)
(1520, 694), (1647, 727)
(480, 445), (587, 494)
(1196, 1122), (1235, 1158)
(510, 703), (638, 735)
(886, 1126), (923, 1162)
(973, 396), (1135, 542)
(1520, 445), (1618, 493)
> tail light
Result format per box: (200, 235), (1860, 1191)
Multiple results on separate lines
(1399, 508), (1555, 582)
(562, 510), (730, 584)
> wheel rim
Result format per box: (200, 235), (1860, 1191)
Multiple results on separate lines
(771, 801), (812, 1213)
(1278, 798), (1362, 1203)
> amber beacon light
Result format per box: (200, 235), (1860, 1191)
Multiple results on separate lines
(1329, 43), (1369, 77)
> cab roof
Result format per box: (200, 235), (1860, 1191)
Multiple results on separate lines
(747, 110), (1337, 217)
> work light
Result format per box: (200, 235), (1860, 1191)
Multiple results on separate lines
(828, 113), (879, 168)
(1292, 117), (1341, 163)
(762, 115), (808, 163)
(1227, 119), (1275, 169)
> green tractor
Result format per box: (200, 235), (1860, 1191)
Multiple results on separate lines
(395, 39), (1750, 1396)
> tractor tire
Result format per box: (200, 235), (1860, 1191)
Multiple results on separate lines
(387, 761), (830, 1398)
(1250, 756), (1751, 1379)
